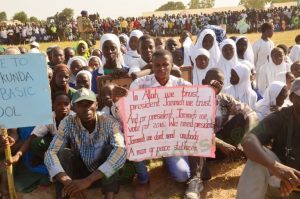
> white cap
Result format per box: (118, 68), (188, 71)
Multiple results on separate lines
(30, 41), (39, 48)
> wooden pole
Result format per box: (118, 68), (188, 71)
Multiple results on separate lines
(1, 127), (17, 199)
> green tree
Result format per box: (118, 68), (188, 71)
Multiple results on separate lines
(13, 11), (28, 23)
(0, 11), (7, 22)
(58, 8), (74, 19)
(271, 0), (296, 2)
(189, 0), (215, 9)
(156, 1), (186, 11)
(239, 0), (269, 9)
(29, 16), (39, 23)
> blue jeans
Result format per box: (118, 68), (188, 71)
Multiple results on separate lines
(134, 156), (190, 184)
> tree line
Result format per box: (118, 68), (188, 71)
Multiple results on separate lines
(156, 0), (296, 11)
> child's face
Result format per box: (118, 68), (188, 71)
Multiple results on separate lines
(64, 49), (75, 62)
(271, 50), (284, 65)
(101, 85), (114, 107)
(286, 73), (295, 91)
(92, 49), (102, 58)
(71, 60), (83, 76)
(222, 44), (234, 60)
(129, 36), (139, 51)
(102, 40), (118, 62)
(55, 71), (70, 88)
(276, 86), (288, 107)
(172, 49), (183, 67)
(195, 55), (209, 70)
(265, 27), (274, 38)
(77, 43), (87, 55)
(76, 74), (90, 90)
(166, 39), (177, 52)
(52, 49), (65, 65)
(89, 58), (100, 70)
(202, 34), (214, 50)
(139, 39), (155, 63)
(236, 38), (248, 56)
(152, 55), (172, 82)
(291, 63), (300, 78)
(119, 37), (127, 47)
(53, 95), (71, 118)
(230, 69), (240, 85)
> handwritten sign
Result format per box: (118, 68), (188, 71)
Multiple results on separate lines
(0, 54), (52, 128)
(120, 85), (216, 161)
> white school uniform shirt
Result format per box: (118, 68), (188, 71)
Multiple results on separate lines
(252, 38), (274, 74)
(125, 51), (140, 68)
(128, 57), (148, 76)
(289, 44), (300, 62)
(130, 74), (191, 90)
(257, 59), (289, 94)
(31, 111), (73, 137)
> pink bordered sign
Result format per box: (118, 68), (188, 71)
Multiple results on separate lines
(119, 85), (216, 161)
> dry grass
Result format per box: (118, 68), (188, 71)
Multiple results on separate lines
(17, 160), (245, 199)
(7, 29), (299, 53)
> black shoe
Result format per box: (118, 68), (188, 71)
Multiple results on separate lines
(184, 177), (203, 199)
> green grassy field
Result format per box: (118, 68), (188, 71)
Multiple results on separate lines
(13, 30), (300, 199)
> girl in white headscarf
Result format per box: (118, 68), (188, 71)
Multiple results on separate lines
(125, 30), (143, 67)
(91, 33), (128, 93)
(257, 47), (290, 94)
(194, 29), (221, 67)
(191, 48), (211, 85)
(255, 81), (288, 121)
(217, 39), (239, 89)
(75, 70), (92, 90)
(180, 31), (193, 67)
(119, 33), (129, 49)
(88, 56), (103, 71)
(236, 36), (254, 66)
(224, 63), (257, 109)
(289, 44), (300, 63)
(67, 56), (87, 88)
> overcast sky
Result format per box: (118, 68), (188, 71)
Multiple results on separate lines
(2, 0), (240, 20)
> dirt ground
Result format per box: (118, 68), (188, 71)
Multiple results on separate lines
(17, 160), (245, 199)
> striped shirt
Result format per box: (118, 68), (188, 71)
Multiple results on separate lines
(44, 112), (126, 180)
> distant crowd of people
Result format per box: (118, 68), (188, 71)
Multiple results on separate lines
(1, 5), (300, 45)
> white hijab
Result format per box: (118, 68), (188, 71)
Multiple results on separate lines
(224, 63), (257, 109)
(119, 33), (129, 48)
(236, 36), (254, 65)
(194, 29), (221, 67)
(75, 70), (92, 90)
(255, 81), (286, 121)
(126, 30), (144, 57)
(258, 53), (289, 94)
(100, 33), (124, 70)
(217, 39), (238, 89)
(289, 44), (300, 63)
(67, 56), (88, 85)
(191, 48), (211, 85)
(183, 37), (193, 67)
(88, 56), (103, 74)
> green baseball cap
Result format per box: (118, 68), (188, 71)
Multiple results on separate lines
(72, 88), (96, 103)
